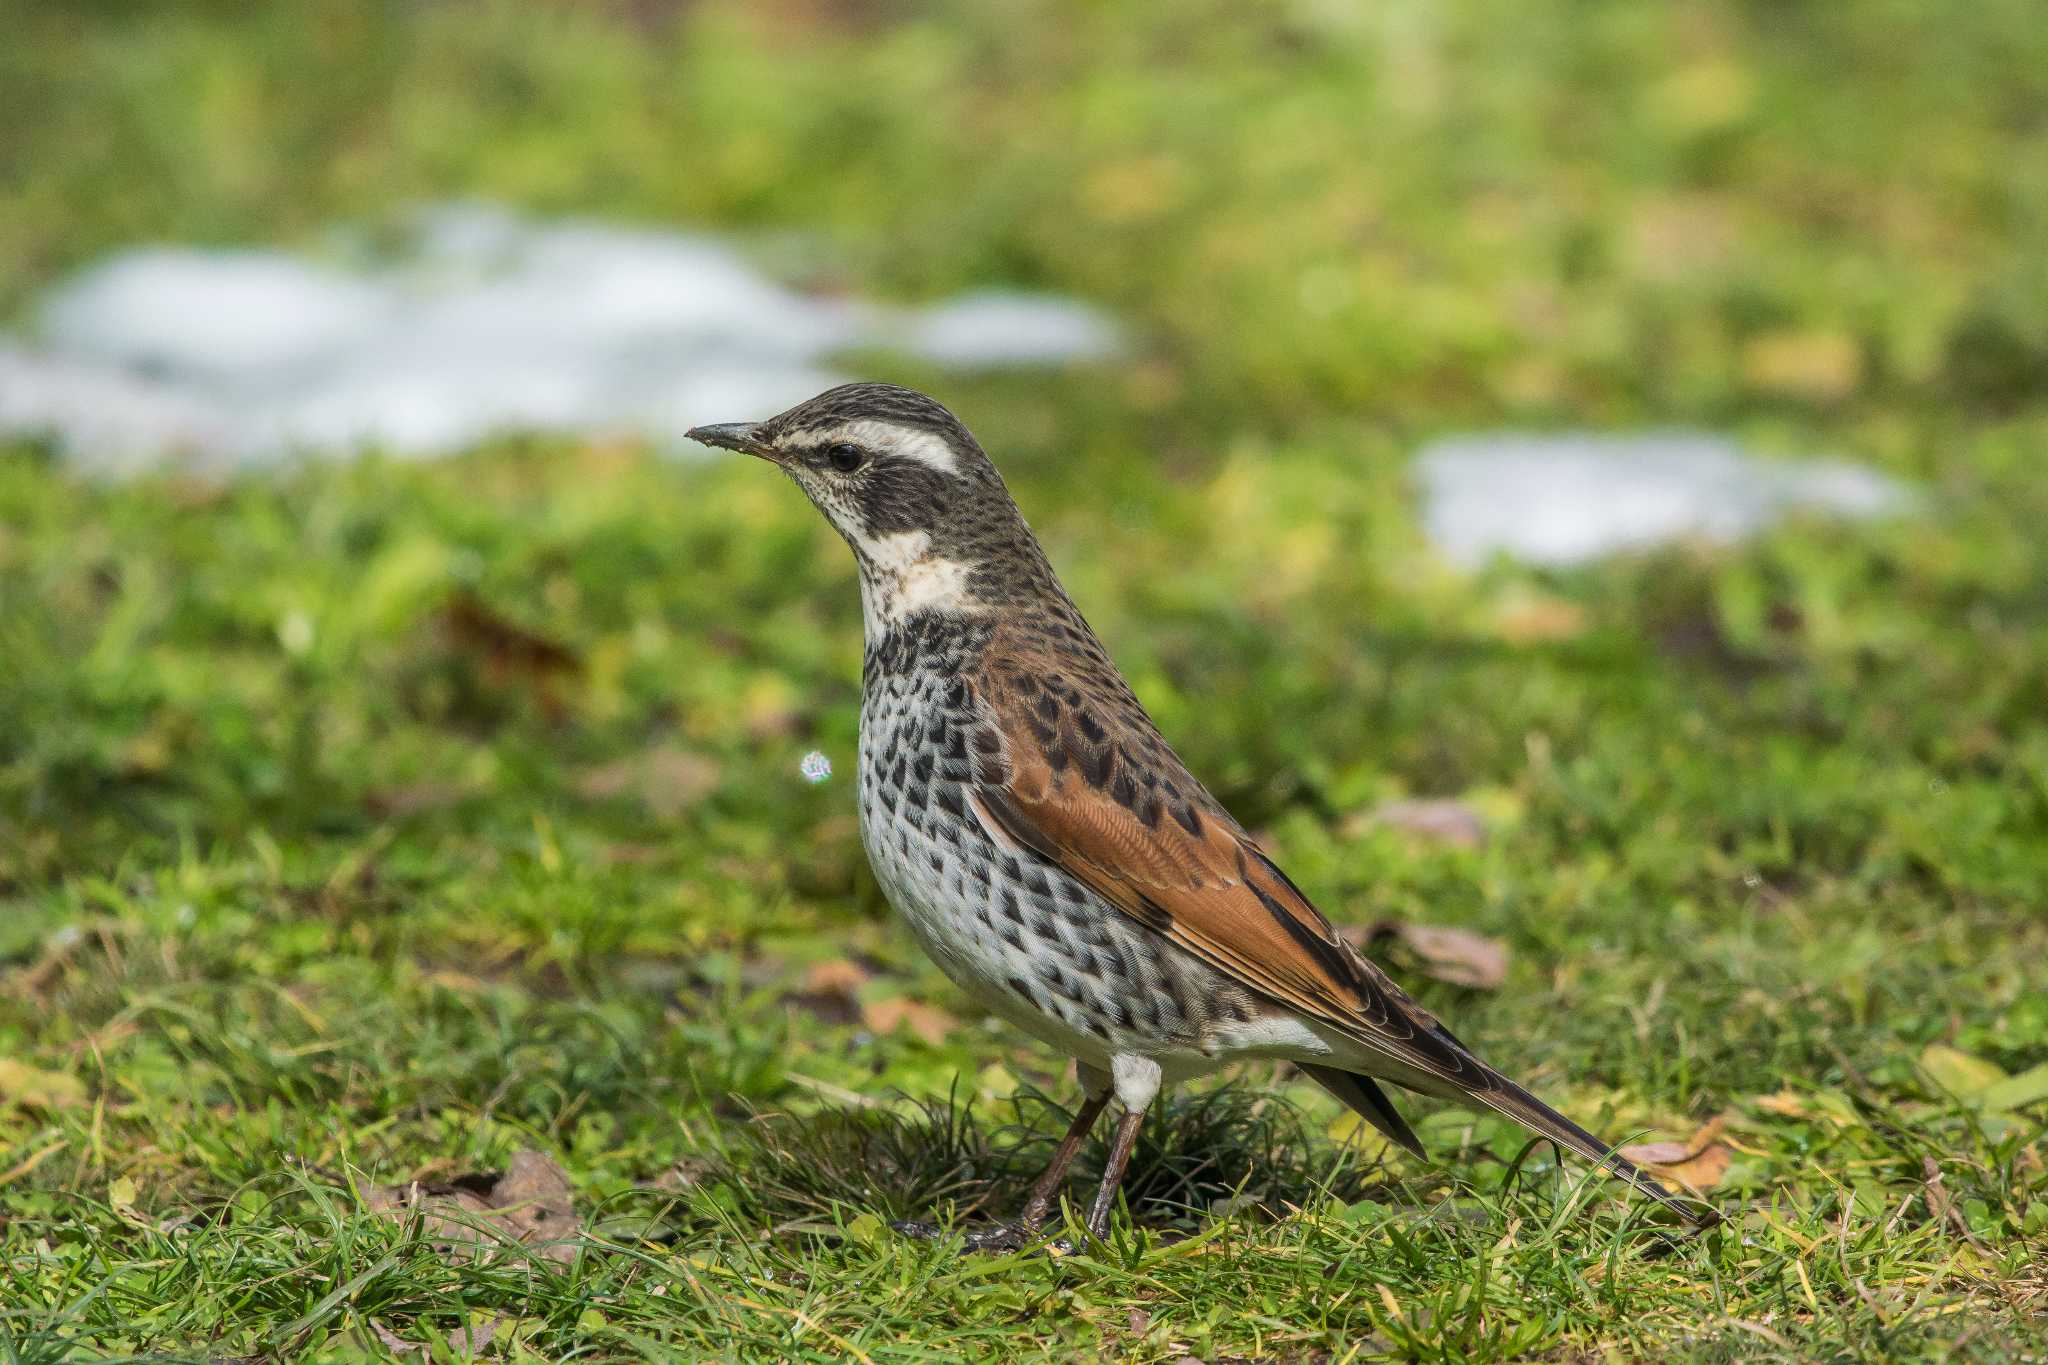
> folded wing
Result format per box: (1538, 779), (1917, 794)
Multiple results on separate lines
(965, 636), (1714, 1227)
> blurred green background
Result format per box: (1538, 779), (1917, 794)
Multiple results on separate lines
(3, 2), (2046, 1360)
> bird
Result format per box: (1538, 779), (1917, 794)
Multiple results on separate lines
(688, 383), (1715, 1247)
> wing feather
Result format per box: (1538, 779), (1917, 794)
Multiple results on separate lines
(966, 644), (1482, 1090)
(964, 636), (1714, 1227)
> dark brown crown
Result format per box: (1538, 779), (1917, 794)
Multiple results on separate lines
(764, 382), (985, 454)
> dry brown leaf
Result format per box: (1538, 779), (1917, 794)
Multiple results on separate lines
(1620, 1117), (1732, 1193)
(781, 957), (873, 1028)
(1355, 799), (1488, 850)
(803, 959), (872, 996)
(371, 1315), (507, 1359)
(1617, 1138), (1697, 1165)
(1753, 1090), (1813, 1119)
(362, 1149), (580, 1267)
(1647, 1145), (1731, 1194)
(1357, 922), (1510, 990)
(438, 591), (580, 717)
(574, 745), (721, 818)
(862, 996), (956, 1046)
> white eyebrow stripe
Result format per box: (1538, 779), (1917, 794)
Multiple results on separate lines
(783, 418), (960, 475)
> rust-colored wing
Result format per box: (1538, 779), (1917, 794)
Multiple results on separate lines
(964, 635), (1484, 1090)
(964, 632), (1714, 1225)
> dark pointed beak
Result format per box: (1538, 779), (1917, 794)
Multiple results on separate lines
(685, 421), (779, 461)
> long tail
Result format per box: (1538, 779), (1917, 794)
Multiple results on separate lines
(1464, 1064), (1718, 1228)
(1310, 1061), (1718, 1229)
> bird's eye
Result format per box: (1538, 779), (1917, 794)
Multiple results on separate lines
(825, 442), (866, 473)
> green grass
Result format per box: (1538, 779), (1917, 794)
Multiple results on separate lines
(3, 1), (2047, 1359)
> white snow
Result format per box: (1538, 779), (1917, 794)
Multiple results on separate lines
(0, 202), (1122, 474)
(2, 210), (1917, 568)
(1415, 431), (1913, 567)
(900, 291), (1122, 367)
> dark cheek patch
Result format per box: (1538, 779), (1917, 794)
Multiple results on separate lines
(857, 465), (954, 538)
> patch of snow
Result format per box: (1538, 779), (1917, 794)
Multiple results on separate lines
(1415, 432), (1913, 567)
(0, 202), (1122, 473)
(41, 248), (392, 384)
(899, 291), (1124, 367)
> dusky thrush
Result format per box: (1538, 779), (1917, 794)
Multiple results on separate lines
(689, 383), (1714, 1246)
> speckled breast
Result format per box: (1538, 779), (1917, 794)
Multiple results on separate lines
(855, 613), (1213, 1066)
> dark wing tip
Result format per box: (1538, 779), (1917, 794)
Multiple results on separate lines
(1298, 1064), (1427, 1160)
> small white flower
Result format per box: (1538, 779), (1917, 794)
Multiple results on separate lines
(799, 750), (833, 784)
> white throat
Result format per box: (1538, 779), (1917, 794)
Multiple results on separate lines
(854, 529), (982, 637)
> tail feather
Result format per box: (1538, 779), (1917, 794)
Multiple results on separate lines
(1299, 1064), (1427, 1159)
(1467, 1066), (1719, 1229)
(1305, 1057), (1719, 1229)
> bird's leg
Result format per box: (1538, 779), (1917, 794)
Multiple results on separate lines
(1080, 1104), (1148, 1244)
(893, 1084), (1110, 1251)
(1008, 1085), (1111, 1229)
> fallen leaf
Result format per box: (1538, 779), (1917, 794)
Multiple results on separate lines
(437, 591), (580, 717)
(574, 745), (721, 818)
(370, 1322), (417, 1357)
(0, 1058), (86, 1111)
(862, 996), (956, 1046)
(1919, 1044), (2006, 1099)
(370, 1315), (507, 1360)
(1353, 799), (1488, 850)
(1751, 1088), (1859, 1127)
(1357, 922), (1509, 990)
(1620, 1117), (1732, 1193)
(362, 1148), (580, 1267)
(781, 957), (873, 1028)
(803, 959), (871, 996)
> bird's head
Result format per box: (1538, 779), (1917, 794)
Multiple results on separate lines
(689, 382), (1049, 633)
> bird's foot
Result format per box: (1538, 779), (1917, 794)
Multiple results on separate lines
(888, 1218), (1046, 1253)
